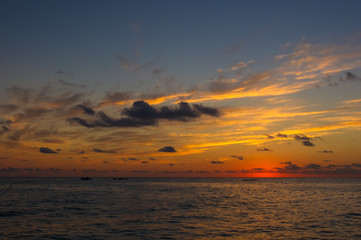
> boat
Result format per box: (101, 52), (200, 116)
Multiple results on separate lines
(242, 178), (256, 181)
(81, 177), (92, 180)
(113, 177), (129, 180)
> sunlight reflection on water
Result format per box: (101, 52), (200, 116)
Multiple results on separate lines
(1, 178), (361, 239)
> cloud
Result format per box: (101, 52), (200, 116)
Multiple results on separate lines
(196, 170), (210, 174)
(122, 157), (139, 161)
(302, 140), (315, 147)
(141, 161), (148, 164)
(0, 167), (64, 173)
(339, 72), (361, 82)
(294, 134), (315, 146)
(305, 163), (321, 169)
(231, 155), (244, 160)
(264, 134), (274, 139)
(58, 79), (86, 88)
(211, 161), (224, 164)
(192, 104), (222, 117)
(132, 170), (152, 173)
(78, 105), (95, 115)
(123, 101), (221, 121)
(276, 133), (288, 138)
(69, 100), (221, 128)
(257, 148), (271, 151)
(285, 164), (303, 171)
(0, 104), (19, 114)
(39, 147), (57, 154)
(280, 161), (292, 164)
(83, 169), (108, 173)
(318, 150), (334, 153)
(103, 161), (109, 164)
(68, 114), (156, 128)
(100, 91), (132, 106)
(93, 148), (116, 153)
(157, 170), (194, 174)
(158, 146), (177, 152)
(294, 134), (311, 141)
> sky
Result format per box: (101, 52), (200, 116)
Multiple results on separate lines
(1, 0), (361, 177)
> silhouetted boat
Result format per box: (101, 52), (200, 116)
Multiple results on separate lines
(113, 178), (129, 180)
(81, 177), (92, 180)
(242, 178), (256, 181)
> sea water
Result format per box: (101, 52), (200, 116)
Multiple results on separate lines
(1, 177), (361, 239)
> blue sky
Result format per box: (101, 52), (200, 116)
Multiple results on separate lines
(2, 0), (361, 89)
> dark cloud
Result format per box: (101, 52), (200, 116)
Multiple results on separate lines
(211, 161), (224, 164)
(125, 101), (183, 120)
(132, 170), (152, 173)
(149, 157), (156, 160)
(277, 133), (288, 138)
(0, 126), (9, 137)
(59, 79), (86, 88)
(102, 91), (132, 104)
(294, 134), (315, 146)
(0, 104), (19, 114)
(0, 167), (64, 173)
(192, 104), (221, 117)
(122, 157), (139, 161)
(340, 72), (361, 82)
(264, 134), (274, 139)
(196, 170), (210, 174)
(157, 170), (194, 174)
(103, 161), (109, 164)
(273, 162), (361, 175)
(123, 101), (221, 121)
(0, 167), (20, 172)
(280, 161), (292, 164)
(42, 138), (64, 144)
(305, 163), (322, 170)
(302, 140), (314, 147)
(169, 163), (174, 166)
(69, 101), (221, 128)
(158, 146), (177, 152)
(68, 114), (157, 128)
(39, 147), (58, 154)
(152, 68), (163, 74)
(78, 105), (95, 115)
(83, 169), (108, 173)
(294, 134), (311, 141)
(257, 148), (271, 151)
(285, 164), (303, 171)
(93, 148), (116, 153)
(231, 155), (244, 160)
(141, 161), (148, 164)
(318, 150), (334, 153)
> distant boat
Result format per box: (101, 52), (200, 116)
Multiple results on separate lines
(113, 177), (129, 180)
(81, 177), (92, 180)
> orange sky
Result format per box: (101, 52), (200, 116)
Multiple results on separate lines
(1, 1), (361, 177)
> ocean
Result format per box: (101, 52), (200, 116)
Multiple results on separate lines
(1, 177), (361, 239)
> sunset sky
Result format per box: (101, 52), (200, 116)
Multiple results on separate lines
(1, 0), (361, 177)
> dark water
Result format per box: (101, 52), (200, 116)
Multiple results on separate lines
(1, 178), (361, 239)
